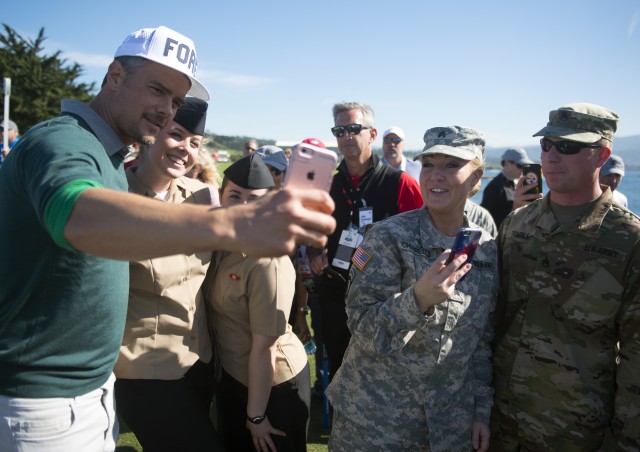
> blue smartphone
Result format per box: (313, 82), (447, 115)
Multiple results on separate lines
(445, 227), (483, 266)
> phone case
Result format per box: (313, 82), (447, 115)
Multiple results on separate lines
(522, 163), (542, 194)
(283, 143), (338, 191)
(445, 227), (483, 266)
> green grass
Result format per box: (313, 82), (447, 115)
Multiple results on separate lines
(115, 353), (330, 451)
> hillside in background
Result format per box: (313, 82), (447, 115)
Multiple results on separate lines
(209, 132), (640, 168)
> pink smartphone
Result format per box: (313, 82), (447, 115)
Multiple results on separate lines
(283, 143), (338, 191)
(444, 227), (483, 266)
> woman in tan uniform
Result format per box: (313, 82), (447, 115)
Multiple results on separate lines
(114, 98), (224, 451)
(206, 154), (310, 452)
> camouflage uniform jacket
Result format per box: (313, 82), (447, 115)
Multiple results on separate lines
(493, 188), (640, 451)
(326, 208), (497, 451)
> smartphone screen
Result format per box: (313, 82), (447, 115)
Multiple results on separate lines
(444, 227), (483, 266)
(522, 163), (543, 194)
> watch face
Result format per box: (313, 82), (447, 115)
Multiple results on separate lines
(248, 415), (265, 424)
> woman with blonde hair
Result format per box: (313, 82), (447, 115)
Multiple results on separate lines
(327, 126), (497, 452)
(114, 98), (223, 450)
(187, 145), (221, 187)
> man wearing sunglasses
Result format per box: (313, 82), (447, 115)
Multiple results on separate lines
(491, 103), (640, 451)
(381, 126), (421, 182)
(308, 102), (423, 382)
(481, 147), (532, 228)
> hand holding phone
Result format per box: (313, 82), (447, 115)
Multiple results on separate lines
(284, 143), (338, 191)
(444, 227), (483, 267)
(413, 227), (483, 311)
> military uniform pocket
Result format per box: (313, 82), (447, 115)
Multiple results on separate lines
(556, 265), (621, 331)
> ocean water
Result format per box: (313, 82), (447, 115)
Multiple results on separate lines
(616, 171), (640, 214)
(472, 170), (639, 214)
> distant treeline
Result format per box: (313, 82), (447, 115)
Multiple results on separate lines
(204, 134), (275, 154)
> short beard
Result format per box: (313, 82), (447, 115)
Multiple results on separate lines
(138, 135), (156, 146)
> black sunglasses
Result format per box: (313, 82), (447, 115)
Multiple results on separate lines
(331, 124), (371, 138)
(540, 138), (600, 155)
(383, 137), (403, 144)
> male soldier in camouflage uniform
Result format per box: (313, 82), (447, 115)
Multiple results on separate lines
(491, 103), (640, 451)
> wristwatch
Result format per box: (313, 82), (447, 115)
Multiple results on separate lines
(298, 306), (310, 314)
(247, 414), (266, 425)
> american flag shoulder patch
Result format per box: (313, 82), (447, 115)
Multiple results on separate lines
(351, 246), (372, 271)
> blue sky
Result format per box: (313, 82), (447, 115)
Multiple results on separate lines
(4, 0), (640, 151)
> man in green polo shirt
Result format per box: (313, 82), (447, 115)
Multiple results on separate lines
(0, 26), (335, 451)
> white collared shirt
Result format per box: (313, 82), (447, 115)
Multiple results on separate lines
(381, 155), (421, 182)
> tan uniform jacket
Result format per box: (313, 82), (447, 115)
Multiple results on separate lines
(206, 252), (307, 387)
(114, 169), (215, 379)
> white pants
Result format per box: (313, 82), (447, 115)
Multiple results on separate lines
(0, 373), (118, 452)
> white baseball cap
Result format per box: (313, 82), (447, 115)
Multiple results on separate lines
(383, 126), (405, 139)
(114, 26), (210, 101)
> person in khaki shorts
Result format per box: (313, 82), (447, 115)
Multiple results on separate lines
(206, 154), (310, 452)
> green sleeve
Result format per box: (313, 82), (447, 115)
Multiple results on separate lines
(44, 179), (104, 251)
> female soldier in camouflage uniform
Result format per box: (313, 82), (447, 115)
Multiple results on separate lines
(327, 126), (498, 452)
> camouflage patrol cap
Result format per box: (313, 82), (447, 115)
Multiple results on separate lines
(414, 126), (485, 161)
(533, 102), (619, 143)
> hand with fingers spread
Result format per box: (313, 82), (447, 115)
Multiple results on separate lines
(246, 417), (286, 452)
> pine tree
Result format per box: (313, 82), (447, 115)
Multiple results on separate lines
(0, 24), (95, 132)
